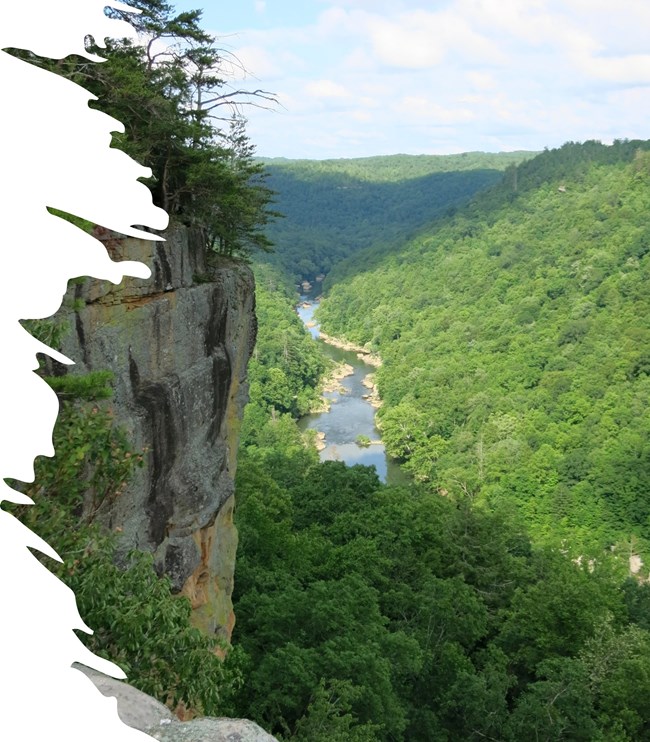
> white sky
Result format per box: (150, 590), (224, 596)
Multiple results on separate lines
(151, 1), (650, 158)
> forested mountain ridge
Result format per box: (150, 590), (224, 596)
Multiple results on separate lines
(259, 151), (536, 280)
(259, 151), (535, 181)
(318, 139), (650, 560)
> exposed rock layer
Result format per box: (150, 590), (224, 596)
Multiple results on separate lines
(74, 663), (278, 742)
(54, 226), (256, 640)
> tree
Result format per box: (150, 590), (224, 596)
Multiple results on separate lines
(15, 1), (281, 257)
(205, 117), (281, 257)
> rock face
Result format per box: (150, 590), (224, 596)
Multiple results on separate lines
(74, 663), (278, 742)
(53, 225), (256, 641)
(146, 719), (279, 742)
(73, 663), (175, 731)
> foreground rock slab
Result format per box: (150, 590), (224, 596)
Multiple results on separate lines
(75, 663), (278, 741)
(146, 718), (279, 741)
(73, 663), (175, 732)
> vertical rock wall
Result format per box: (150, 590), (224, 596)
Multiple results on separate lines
(54, 225), (256, 642)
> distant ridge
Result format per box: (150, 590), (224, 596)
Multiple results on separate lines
(257, 151), (538, 179)
(258, 151), (537, 279)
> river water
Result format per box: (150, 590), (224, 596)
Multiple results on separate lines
(296, 299), (408, 485)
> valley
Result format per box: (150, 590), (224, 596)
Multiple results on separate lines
(231, 139), (650, 740)
(15, 4), (650, 738)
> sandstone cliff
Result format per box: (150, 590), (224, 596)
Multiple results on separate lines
(51, 225), (256, 642)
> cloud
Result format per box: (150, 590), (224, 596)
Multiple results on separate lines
(305, 79), (351, 99)
(574, 53), (650, 86)
(255, 0), (267, 12)
(363, 9), (507, 69)
(466, 70), (497, 90)
(201, 0), (650, 157)
(399, 96), (477, 125)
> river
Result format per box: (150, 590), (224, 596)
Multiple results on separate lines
(296, 299), (409, 485)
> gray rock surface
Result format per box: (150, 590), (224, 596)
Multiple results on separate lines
(73, 662), (175, 732)
(52, 225), (256, 638)
(74, 663), (278, 742)
(145, 718), (279, 742)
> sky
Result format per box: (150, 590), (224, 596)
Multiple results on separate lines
(171, 1), (650, 159)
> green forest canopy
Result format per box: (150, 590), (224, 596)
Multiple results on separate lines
(259, 152), (536, 281)
(230, 261), (650, 742)
(317, 139), (650, 561)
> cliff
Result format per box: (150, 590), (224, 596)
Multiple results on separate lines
(52, 225), (256, 642)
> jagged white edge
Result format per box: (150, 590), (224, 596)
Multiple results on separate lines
(0, 2), (169, 740)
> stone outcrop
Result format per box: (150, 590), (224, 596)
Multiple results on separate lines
(74, 664), (278, 742)
(146, 719), (278, 742)
(73, 663), (175, 731)
(52, 225), (256, 641)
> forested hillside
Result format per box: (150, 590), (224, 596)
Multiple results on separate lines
(229, 262), (650, 741)
(318, 139), (650, 560)
(261, 152), (535, 281)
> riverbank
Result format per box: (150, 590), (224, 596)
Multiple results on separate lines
(316, 331), (382, 410)
(361, 372), (382, 409)
(318, 331), (382, 367)
(309, 348), (382, 414)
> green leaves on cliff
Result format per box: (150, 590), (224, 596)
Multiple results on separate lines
(72, 548), (243, 716)
(4, 370), (242, 718)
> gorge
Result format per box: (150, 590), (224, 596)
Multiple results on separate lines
(20, 139), (650, 742)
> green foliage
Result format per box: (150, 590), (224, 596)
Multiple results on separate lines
(243, 264), (329, 424)
(290, 679), (383, 742)
(260, 152), (536, 281)
(260, 151), (536, 182)
(43, 370), (116, 400)
(72, 548), (243, 715)
(7, 396), (143, 521)
(318, 139), (650, 559)
(47, 207), (95, 234)
(12, 1), (278, 259)
(232, 417), (650, 740)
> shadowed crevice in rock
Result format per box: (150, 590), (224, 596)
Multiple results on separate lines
(75, 309), (88, 367)
(154, 242), (173, 291)
(129, 352), (181, 548)
(209, 351), (231, 446)
(205, 285), (228, 356)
